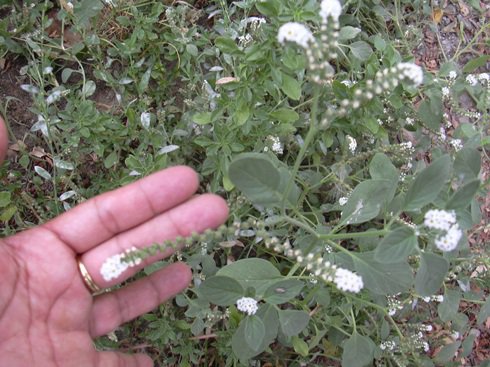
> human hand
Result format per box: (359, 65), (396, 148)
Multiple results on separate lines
(0, 118), (229, 366)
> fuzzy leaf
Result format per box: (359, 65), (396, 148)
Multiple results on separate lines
(229, 153), (290, 207)
(199, 275), (244, 306)
(375, 227), (418, 263)
(342, 332), (375, 367)
(278, 310), (310, 337)
(415, 253), (449, 297)
(404, 155), (452, 211)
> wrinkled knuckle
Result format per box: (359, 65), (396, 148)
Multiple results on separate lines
(93, 196), (120, 234)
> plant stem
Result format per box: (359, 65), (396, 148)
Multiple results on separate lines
(319, 229), (388, 240)
(281, 85), (320, 214)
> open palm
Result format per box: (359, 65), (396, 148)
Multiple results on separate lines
(0, 166), (228, 367)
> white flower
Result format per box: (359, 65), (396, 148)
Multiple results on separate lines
(405, 117), (414, 126)
(435, 224), (462, 252)
(333, 268), (363, 293)
(397, 63), (424, 86)
(423, 209), (457, 231)
(267, 135), (283, 155)
(346, 135), (357, 153)
(466, 74), (478, 86)
(43, 66), (53, 75)
(448, 71), (457, 80)
(320, 0), (342, 22)
(478, 73), (489, 83)
(442, 86), (450, 97)
(339, 197), (348, 206)
(450, 138), (463, 151)
(100, 246), (142, 282)
(277, 22), (314, 48)
(434, 295), (444, 302)
(380, 340), (396, 351)
(236, 297), (258, 315)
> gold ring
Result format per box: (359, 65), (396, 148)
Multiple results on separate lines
(77, 256), (102, 294)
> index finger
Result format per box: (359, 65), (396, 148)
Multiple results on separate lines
(44, 166), (199, 253)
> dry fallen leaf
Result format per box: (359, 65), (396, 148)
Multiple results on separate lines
(216, 76), (239, 85)
(458, 0), (470, 16)
(30, 146), (48, 158)
(432, 8), (444, 23)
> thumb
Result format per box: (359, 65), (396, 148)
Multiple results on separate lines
(0, 115), (8, 164)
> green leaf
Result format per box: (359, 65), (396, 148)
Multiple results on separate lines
(192, 112), (212, 125)
(62, 68), (76, 83)
(404, 155), (452, 211)
(292, 336), (309, 357)
(369, 153), (399, 199)
(445, 179), (480, 210)
(256, 303), (279, 345)
(375, 227), (418, 263)
(278, 310), (310, 337)
(232, 318), (264, 361)
(373, 35), (386, 51)
(34, 166), (52, 180)
(199, 276), (244, 306)
(263, 279), (305, 304)
(269, 108), (300, 123)
(369, 153), (399, 182)
(341, 179), (395, 225)
(186, 44), (198, 57)
(418, 99), (442, 130)
(255, 0), (281, 17)
(0, 192), (11, 208)
(454, 147), (481, 181)
(0, 206), (16, 222)
(353, 253), (413, 295)
(215, 37), (241, 55)
(228, 153), (284, 207)
(81, 80), (96, 97)
(462, 55), (490, 73)
(434, 341), (461, 364)
(438, 289), (461, 322)
(74, 0), (104, 26)
(244, 315), (265, 351)
(281, 73), (302, 100)
(477, 296), (490, 325)
(342, 332), (375, 367)
(339, 26), (361, 41)
(138, 66), (152, 94)
(349, 41), (373, 61)
(233, 103), (250, 126)
(217, 258), (281, 296)
(415, 253), (449, 297)
(103, 151), (119, 169)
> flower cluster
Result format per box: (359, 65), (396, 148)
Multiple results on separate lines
(319, 0), (342, 22)
(320, 63), (424, 127)
(346, 135), (357, 154)
(423, 209), (462, 252)
(424, 209), (456, 231)
(264, 237), (364, 293)
(264, 135), (284, 155)
(236, 297), (259, 315)
(277, 22), (313, 49)
(277, 0), (342, 85)
(100, 246), (142, 282)
(333, 267), (364, 293)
